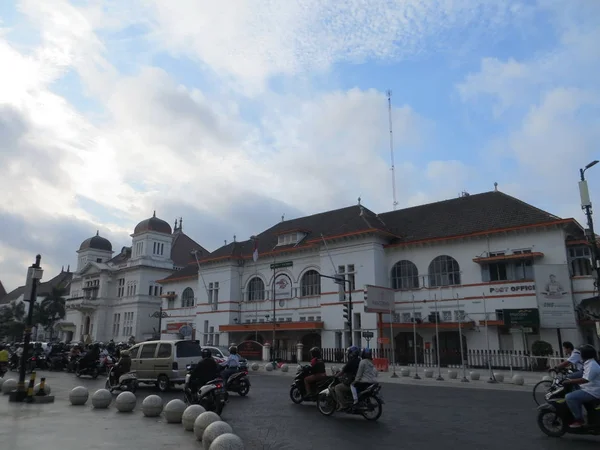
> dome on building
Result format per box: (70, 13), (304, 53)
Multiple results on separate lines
(79, 231), (113, 252)
(134, 211), (172, 235)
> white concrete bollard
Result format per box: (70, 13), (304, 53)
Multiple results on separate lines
(493, 373), (504, 383)
(69, 386), (89, 405)
(164, 399), (187, 423)
(400, 368), (410, 377)
(448, 370), (458, 380)
(33, 383), (51, 395)
(194, 411), (221, 441)
(115, 391), (137, 412)
(265, 364), (273, 372)
(250, 363), (259, 371)
(1, 378), (17, 395)
(142, 395), (163, 417)
(203, 421), (233, 450)
(281, 364), (289, 373)
(182, 405), (206, 431)
(469, 371), (481, 381)
(91, 389), (112, 409)
(512, 374), (525, 386)
(424, 368), (434, 378)
(542, 375), (552, 382)
(209, 433), (245, 450)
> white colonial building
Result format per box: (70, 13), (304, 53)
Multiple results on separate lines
(62, 214), (207, 343)
(157, 189), (599, 363)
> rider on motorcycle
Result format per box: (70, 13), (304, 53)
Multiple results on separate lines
(553, 341), (584, 379)
(78, 343), (100, 371)
(190, 348), (221, 394)
(220, 346), (240, 383)
(563, 344), (600, 428)
(110, 349), (131, 385)
(334, 345), (361, 410)
(350, 348), (378, 406)
(304, 347), (327, 397)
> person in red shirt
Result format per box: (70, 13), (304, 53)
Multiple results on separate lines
(304, 347), (327, 397)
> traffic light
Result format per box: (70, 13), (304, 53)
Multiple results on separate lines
(343, 302), (351, 328)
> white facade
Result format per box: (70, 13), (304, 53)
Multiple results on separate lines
(160, 221), (598, 360)
(63, 217), (204, 343)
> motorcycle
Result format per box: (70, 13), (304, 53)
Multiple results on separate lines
(183, 364), (227, 415)
(75, 359), (100, 379)
(105, 366), (138, 393)
(222, 367), (251, 397)
(48, 353), (69, 371)
(316, 377), (384, 421)
(537, 381), (600, 437)
(290, 365), (334, 404)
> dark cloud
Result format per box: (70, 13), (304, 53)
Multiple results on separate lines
(0, 211), (129, 292)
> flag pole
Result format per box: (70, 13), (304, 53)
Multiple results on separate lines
(483, 292), (497, 383)
(434, 290), (444, 381)
(456, 293), (468, 382)
(412, 294), (420, 379)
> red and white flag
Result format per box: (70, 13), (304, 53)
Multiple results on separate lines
(252, 239), (259, 262)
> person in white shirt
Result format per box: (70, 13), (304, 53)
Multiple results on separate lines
(220, 346), (241, 382)
(563, 345), (600, 428)
(553, 341), (583, 378)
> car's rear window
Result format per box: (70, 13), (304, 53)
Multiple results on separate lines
(176, 341), (202, 358)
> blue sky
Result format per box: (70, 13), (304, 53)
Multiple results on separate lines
(0, 0), (599, 290)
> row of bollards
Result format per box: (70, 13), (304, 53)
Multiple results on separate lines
(0, 373), (55, 403)
(68, 387), (244, 450)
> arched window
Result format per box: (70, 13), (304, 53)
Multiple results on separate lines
(571, 258), (592, 277)
(247, 277), (265, 301)
(428, 255), (461, 287)
(391, 260), (419, 290)
(300, 270), (321, 297)
(181, 287), (195, 307)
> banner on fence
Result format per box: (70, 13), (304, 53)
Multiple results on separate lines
(364, 284), (395, 313)
(534, 264), (577, 329)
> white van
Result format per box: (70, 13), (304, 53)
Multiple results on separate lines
(128, 340), (203, 392)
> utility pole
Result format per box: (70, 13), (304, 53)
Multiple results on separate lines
(11, 255), (43, 402)
(579, 160), (600, 287)
(387, 89), (398, 211)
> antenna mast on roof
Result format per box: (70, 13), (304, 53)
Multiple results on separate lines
(387, 89), (398, 211)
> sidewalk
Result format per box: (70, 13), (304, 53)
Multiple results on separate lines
(250, 362), (547, 392)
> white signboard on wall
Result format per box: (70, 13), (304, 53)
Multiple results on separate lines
(534, 264), (577, 329)
(274, 274), (292, 300)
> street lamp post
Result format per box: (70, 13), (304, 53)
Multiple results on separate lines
(579, 160), (600, 287)
(149, 306), (170, 339)
(11, 255), (43, 402)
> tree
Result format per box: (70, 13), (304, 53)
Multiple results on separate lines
(0, 301), (26, 341)
(33, 287), (67, 341)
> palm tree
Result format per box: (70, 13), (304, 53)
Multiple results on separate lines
(0, 301), (26, 341)
(38, 287), (67, 340)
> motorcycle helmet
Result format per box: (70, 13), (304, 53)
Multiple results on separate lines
(309, 347), (321, 358)
(201, 348), (212, 359)
(579, 344), (598, 361)
(347, 345), (360, 359)
(229, 346), (238, 355)
(361, 348), (372, 360)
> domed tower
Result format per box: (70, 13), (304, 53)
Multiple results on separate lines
(131, 211), (173, 262)
(77, 231), (113, 271)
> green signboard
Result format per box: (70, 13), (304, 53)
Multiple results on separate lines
(270, 261), (293, 269)
(502, 308), (540, 328)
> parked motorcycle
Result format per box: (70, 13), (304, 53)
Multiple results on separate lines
(316, 377), (384, 421)
(105, 366), (138, 393)
(290, 365), (334, 404)
(537, 381), (600, 437)
(222, 367), (250, 397)
(183, 364), (227, 415)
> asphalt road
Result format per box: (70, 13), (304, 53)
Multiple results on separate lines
(4, 370), (599, 450)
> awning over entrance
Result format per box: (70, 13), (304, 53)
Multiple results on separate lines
(55, 322), (76, 332)
(472, 252), (544, 264)
(220, 321), (324, 333)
